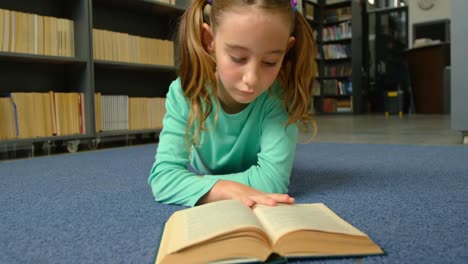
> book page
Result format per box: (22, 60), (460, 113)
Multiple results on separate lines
(253, 203), (366, 243)
(165, 200), (266, 254)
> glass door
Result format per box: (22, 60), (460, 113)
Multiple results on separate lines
(365, 2), (409, 113)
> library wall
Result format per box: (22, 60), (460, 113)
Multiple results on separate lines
(408, 0), (451, 47)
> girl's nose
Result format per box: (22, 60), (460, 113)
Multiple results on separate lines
(242, 63), (260, 89)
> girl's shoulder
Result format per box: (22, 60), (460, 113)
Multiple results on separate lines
(167, 77), (184, 99)
(167, 77), (191, 106)
(165, 77), (190, 114)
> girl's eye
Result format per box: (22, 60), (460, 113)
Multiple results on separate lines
(263, 61), (278, 67)
(230, 56), (246, 63)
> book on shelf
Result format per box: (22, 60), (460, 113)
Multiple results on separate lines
(95, 94), (166, 132)
(92, 29), (174, 66)
(0, 8), (74, 57)
(323, 97), (352, 113)
(323, 79), (352, 95)
(305, 2), (315, 20)
(155, 200), (384, 264)
(324, 62), (352, 77)
(322, 44), (351, 59)
(322, 21), (352, 41)
(324, 6), (351, 23)
(312, 79), (321, 96)
(0, 92), (85, 140)
(148, 0), (176, 5)
(2, 9), (10, 52)
(0, 96), (18, 139)
(336, 98), (352, 112)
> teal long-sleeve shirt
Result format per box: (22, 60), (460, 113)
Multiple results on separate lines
(148, 78), (298, 207)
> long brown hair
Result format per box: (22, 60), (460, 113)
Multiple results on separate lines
(178, 0), (317, 147)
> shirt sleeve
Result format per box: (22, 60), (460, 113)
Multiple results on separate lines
(203, 94), (298, 194)
(148, 79), (219, 207)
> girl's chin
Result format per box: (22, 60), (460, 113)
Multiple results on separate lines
(233, 96), (255, 105)
(235, 91), (256, 101)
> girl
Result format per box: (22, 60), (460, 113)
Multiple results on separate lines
(149, 0), (317, 207)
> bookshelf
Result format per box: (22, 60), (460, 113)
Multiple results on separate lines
(0, 0), (187, 153)
(303, 0), (364, 114)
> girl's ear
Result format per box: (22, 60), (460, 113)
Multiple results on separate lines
(202, 23), (215, 53)
(287, 36), (296, 52)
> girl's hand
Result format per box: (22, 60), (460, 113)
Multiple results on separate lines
(198, 180), (295, 207)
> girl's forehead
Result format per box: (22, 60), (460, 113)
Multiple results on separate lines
(215, 7), (291, 34)
(215, 6), (291, 28)
(214, 8), (291, 53)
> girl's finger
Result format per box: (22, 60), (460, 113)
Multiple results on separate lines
(268, 194), (295, 204)
(241, 197), (256, 207)
(252, 195), (277, 206)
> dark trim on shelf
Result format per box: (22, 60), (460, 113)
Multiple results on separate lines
(92, 0), (185, 16)
(97, 129), (161, 137)
(323, 18), (352, 26)
(317, 111), (353, 115)
(367, 6), (407, 14)
(319, 37), (352, 44)
(0, 134), (91, 146)
(317, 57), (352, 62)
(318, 75), (352, 79)
(322, 94), (352, 97)
(94, 60), (177, 72)
(324, 0), (352, 8)
(0, 52), (87, 64)
(305, 0), (319, 5)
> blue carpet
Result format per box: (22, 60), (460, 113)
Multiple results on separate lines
(0, 143), (467, 264)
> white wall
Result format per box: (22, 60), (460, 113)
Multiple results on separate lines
(408, 0), (451, 47)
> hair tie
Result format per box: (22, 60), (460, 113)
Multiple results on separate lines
(290, 0), (297, 11)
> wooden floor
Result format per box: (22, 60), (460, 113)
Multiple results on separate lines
(310, 114), (465, 146)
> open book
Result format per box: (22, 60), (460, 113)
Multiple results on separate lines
(155, 200), (384, 264)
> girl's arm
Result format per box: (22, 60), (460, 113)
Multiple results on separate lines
(197, 180), (295, 207)
(148, 80), (220, 207)
(201, 94), (299, 206)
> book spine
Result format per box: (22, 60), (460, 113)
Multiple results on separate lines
(8, 94), (19, 137)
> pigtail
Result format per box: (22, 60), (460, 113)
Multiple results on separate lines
(178, 0), (217, 147)
(278, 11), (318, 126)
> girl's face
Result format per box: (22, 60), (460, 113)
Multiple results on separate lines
(204, 7), (295, 114)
